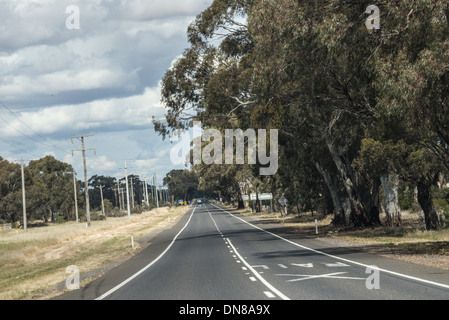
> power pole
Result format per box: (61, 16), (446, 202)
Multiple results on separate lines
(142, 176), (146, 204)
(130, 176), (135, 209)
(113, 186), (118, 209)
(121, 187), (125, 211)
(125, 160), (131, 217)
(72, 135), (96, 227)
(154, 173), (159, 208)
(144, 173), (149, 206)
(73, 172), (79, 223)
(21, 160), (27, 232)
(99, 185), (105, 217)
(116, 180), (122, 210)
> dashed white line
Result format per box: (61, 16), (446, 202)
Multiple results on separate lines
(205, 204), (290, 300)
(211, 203), (449, 292)
(227, 238), (290, 300)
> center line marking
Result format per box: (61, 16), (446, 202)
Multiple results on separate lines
(227, 238), (290, 301)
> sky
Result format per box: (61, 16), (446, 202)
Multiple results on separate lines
(0, 0), (213, 184)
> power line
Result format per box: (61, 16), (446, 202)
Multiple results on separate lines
(0, 99), (83, 168)
(0, 137), (30, 155)
(0, 99), (78, 157)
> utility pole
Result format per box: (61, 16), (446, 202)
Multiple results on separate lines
(113, 187), (118, 209)
(125, 160), (131, 217)
(116, 180), (122, 210)
(144, 173), (149, 206)
(72, 135), (96, 227)
(141, 177), (145, 204)
(21, 160), (27, 232)
(99, 185), (105, 217)
(121, 187), (125, 211)
(154, 173), (159, 208)
(73, 172), (79, 223)
(130, 176), (135, 209)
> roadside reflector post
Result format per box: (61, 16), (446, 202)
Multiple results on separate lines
(131, 233), (135, 249)
(315, 219), (318, 235)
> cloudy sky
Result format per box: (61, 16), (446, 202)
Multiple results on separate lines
(0, 0), (213, 183)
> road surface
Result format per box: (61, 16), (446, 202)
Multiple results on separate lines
(57, 202), (449, 300)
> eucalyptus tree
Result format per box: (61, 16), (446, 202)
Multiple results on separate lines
(155, 0), (449, 230)
(27, 156), (76, 223)
(370, 0), (449, 230)
(0, 158), (22, 224)
(247, 0), (381, 226)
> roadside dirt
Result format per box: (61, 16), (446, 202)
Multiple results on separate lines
(233, 209), (449, 272)
(318, 236), (449, 271)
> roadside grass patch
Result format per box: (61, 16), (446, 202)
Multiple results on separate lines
(0, 206), (189, 300)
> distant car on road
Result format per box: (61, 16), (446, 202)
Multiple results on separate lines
(197, 199), (202, 204)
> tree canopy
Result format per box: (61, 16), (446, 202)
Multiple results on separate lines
(155, 0), (449, 230)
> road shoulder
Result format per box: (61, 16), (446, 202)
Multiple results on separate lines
(216, 204), (449, 278)
(52, 206), (194, 300)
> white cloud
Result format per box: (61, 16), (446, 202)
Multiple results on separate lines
(108, 0), (212, 21)
(0, 0), (213, 180)
(0, 85), (164, 138)
(88, 155), (118, 172)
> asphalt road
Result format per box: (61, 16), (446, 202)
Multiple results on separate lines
(57, 202), (449, 300)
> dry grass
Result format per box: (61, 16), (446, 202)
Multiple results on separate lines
(0, 206), (190, 300)
(229, 206), (449, 269)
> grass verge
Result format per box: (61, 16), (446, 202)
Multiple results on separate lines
(226, 205), (449, 269)
(0, 206), (189, 300)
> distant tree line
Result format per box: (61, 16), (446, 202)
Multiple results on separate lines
(0, 156), (161, 226)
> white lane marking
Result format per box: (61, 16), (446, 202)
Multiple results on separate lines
(277, 272), (366, 282)
(252, 265), (269, 270)
(95, 206), (197, 300)
(227, 238), (290, 301)
(278, 264), (288, 269)
(292, 263), (314, 268)
(264, 291), (276, 298)
(250, 277), (257, 282)
(325, 262), (350, 268)
(211, 203), (449, 291)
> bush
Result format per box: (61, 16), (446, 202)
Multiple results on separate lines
(90, 211), (106, 221)
(54, 215), (66, 224)
(399, 186), (415, 211)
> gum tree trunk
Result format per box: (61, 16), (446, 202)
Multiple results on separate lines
(380, 173), (402, 227)
(325, 135), (371, 227)
(417, 180), (441, 230)
(314, 161), (351, 226)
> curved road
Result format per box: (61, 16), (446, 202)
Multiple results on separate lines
(57, 202), (449, 300)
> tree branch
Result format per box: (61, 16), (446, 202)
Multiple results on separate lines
(227, 96), (256, 116)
